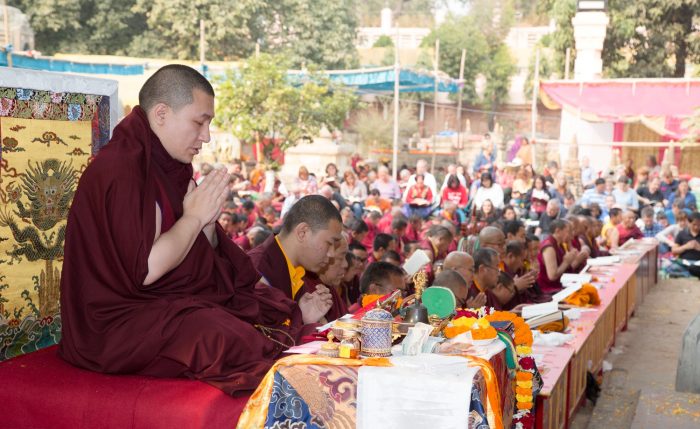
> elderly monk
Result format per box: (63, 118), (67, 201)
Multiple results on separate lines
(249, 195), (344, 322)
(478, 226), (506, 259)
(466, 248), (514, 310)
(443, 251), (486, 308)
(59, 65), (330, 395)
(616, 210), (644, 246)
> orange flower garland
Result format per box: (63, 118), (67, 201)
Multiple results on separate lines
(485, 310), (537, 427)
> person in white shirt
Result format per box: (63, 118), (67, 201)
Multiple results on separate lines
(472, 172), (504, 210)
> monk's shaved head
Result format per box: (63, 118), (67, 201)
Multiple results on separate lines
(444, 251), (472, 271)
(479, 226), (505, 245)
(139, 64), (214, 112)
(281, 195), (342, 235)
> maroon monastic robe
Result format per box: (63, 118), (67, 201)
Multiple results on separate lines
(301, 271), (348, 321)
(466, 283), (504, 310)
(536, 235), (565, 294)
(249, 236), (348, 321)
(248, 235), (294, 299)
(59, 107), (304, 395)
(617, 223), (644, 246)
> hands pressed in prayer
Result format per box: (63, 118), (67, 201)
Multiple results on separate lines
(513, 271), (536, 292)
(183, 168), (230, 228)
(563, 249), (578, 264)
(298, 284), (334, 324)
(466, 291), (487, 308)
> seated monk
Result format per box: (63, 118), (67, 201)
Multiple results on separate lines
(432, 269), (469, 308)
(248, 195), (343, 323)
(564, 216), (590, 272)
(443, 251), (486, 308)
(577, 215), (601, 258)
(349, 261), (407, 312)
(536, 219), (578, 294)
(502, 240), (545, 308)
(368, 233), (397, 264)
(420, 225), (453, 263)
(301, 235), (350, 322)
(478, 226), (506, 260)
(616, 210), (644, 247)
(59, 65), (331, 396)
(466, 248), (515, 310)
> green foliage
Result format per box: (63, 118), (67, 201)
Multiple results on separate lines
(270, 0), (359, 69)
(540, 0), (700, 78)
(9, 0), (146, 55)
(13, 0), (358, 68)
(213, 54), (357, 162)
(483, 45), (517, 110)
(538, 0), (576, 77)
(374, 35), (395, 48)
(131, 0), (270, 60)
(524, 43), (553, 99)
(350, 102), (418, 149)
(422, 0), (517, 108)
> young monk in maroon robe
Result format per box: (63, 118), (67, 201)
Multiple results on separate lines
(59, 65), (331, 396)
(536, 219), (578, 294)
(248, 195), (344, 323)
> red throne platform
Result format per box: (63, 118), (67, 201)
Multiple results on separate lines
(0, 345), (249, 428)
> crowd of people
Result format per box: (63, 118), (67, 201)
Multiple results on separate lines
(202, 137), (700, 323)
(60, 64), (699, 397)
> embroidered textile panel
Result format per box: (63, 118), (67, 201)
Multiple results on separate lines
(0, 87), (110, 361)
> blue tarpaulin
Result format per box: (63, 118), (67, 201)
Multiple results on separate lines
(0, 51), (145, 75)
(291, 66), (461, 94)
(0, 53), (459, 93)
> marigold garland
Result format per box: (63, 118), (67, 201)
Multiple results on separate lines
(446, 307), (538, 428)
(484, 309), (537, 428)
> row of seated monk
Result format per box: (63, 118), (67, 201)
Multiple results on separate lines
(56, 63), (627, 398)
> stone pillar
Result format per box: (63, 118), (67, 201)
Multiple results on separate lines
(572, 11), (609, 80)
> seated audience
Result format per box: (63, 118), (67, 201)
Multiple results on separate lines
(668, 179), (697, 212)
(340, 170), (368, 218)
(637, 177), (664, 208)
(404, 173), (434, 218)
(656, 211), (688, 254)
(639, 206), (663, 238)
(601, 207), (622, 251)
(612, 175), (639, 211)
(672, 212), (700, 278)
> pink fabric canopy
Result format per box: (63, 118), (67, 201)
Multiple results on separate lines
(539, 79), (700, 138)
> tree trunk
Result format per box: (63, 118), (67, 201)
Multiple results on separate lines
(673, 5), (692, 78)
